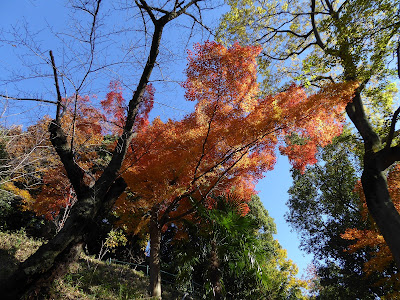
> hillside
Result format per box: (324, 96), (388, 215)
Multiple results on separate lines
(0, 231), (190, 299)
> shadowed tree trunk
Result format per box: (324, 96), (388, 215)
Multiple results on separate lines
(362, 149), (400, 267)
(315, 1), (400, 269)
(0, 178), (127, 299)
(149, 207), (162, 298)
(208, 239), (223, 299)
(345, 77), (400, 267)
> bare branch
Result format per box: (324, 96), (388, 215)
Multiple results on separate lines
(337, 0), (350, 14)
(309, 75), (336, 84)
(137, 0), (157, 24)
(70, 94), (79, 151)
(49, 50), (64, 123)
(397, 42), (400, 80)
(261, 41), (317, 60)
(324, 0), (334, 13)
(0, 95), (58, 105)
(256, 28), (313, 43)
(184, 11), (213, 35)
(89, 0), (102, 45)
(49, 120), (87, 196)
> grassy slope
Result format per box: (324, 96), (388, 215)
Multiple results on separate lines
(0, 231), (185, 299)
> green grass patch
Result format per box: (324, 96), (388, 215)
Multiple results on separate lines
(49, 255), (150, 299)
(0, 230), (192, 299)
(0, 229), (44, 282)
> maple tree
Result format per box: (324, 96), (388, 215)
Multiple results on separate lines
(0, 36), (355, 300)
(0, 2), (357, 298)
(107, 40), (356, 296)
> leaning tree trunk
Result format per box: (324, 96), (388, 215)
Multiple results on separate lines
(0, 2), (207, 298)
(0, 175), (127, 299)
(362, 152), (400, 268)
(149, 207), (162, 298)
(1, 198), (93, 299)
(346, 82), (400, 267)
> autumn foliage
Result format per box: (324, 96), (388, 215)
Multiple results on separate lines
(5, 95), (106, 221)
(113, 41), (356, 234)
(6, 41), (356, 243)
(342, 164), (400, 294)
(0, 41), (359, 299)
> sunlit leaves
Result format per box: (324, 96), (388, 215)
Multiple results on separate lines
(101, 81), (154, 134)
(117, 41), (355, 234)
(10, 40), (355, 254)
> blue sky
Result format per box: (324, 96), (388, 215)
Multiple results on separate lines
(258, 156), (313, 278)
(0, 0), (312, 277)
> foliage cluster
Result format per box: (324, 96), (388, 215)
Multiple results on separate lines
(161, 196), (307, 299)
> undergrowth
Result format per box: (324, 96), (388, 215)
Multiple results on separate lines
(0, 230), (185, 299)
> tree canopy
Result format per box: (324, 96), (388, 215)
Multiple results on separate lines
(2, 0), (399, 298)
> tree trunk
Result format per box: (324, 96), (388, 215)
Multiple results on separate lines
(362, 156), (400, 267)
(149, 207), (162, 298)
(0, 212), (87, 299)
(208, 239), (222, 299)
(0, 179), (126, 299)
(344, 78), (400, 267)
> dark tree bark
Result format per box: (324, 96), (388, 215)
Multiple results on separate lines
(0, 180), (127, 299)
(345, 85), (400, 267)
(0, 1), (201, 298)
(208, 239), (223, 299)
(343, 77), (400, 267)
(362, 153), (400, 268)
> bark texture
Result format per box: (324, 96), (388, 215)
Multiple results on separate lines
(208, 239), (222, 300)
(347, 88), (400, 267)
(149, 208), (162, 298)
(362, 153), (400, 267)
(0, 187), (125, 299)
